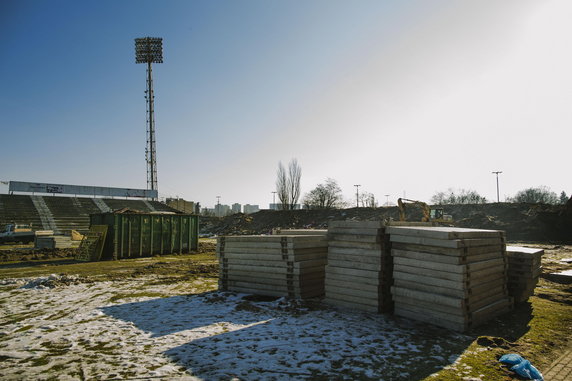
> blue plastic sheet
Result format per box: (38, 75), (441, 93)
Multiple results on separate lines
(499, 353), (543, 381)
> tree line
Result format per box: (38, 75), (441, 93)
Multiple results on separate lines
(275, 159), (569, 209)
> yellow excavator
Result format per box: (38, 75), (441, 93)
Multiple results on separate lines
(397, 198), (453, 223)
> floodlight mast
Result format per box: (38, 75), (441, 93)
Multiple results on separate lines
(135, 37), (163, 199)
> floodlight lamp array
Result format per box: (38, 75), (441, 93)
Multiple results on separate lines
(135, 37), (163, 64)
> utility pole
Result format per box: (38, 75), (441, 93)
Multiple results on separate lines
(271, 191), (277, 210)
(492, 171), (502, 202)
(385, 194), (390, 207)
(354, 185), (361, 207)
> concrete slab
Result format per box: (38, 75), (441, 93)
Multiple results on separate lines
(389, 234), (504, 248)
(273, 229), (327, 235)
(220, 258), (327, 269)
(325, 265), (380, 279)
(386, 226), (504, 240)
(325, 271), (382, 287)
(328, 240), (384, 250)
(220, 252), (327, 262)
(326, 284), (379, 300)
(324, 290), (379, 307)
(328, 234), (381, 244)
(223, 270), (324, 282)
(393, 263), (466, 281)
(394, 305), (468, 332)
(506, 246), (544, 256)
(324, 278), (380, 293)
(391, 287), (463, 308)
(328, 220), (385, 229)
(391, 242), (505, 257)
(322, 298), (379, 313)
(328, 227), (383, 236)
(222, 264), (323, 274)
(393, 256), (465, 274)
(328, 246), (384, 258)
(225, 278), (324, 289)
(326, 259), (384, 272)
(327, 252), (385, 265)
(391, 249), (503, 265)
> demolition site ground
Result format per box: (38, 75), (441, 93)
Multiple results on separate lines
(0, 234), (571, 381)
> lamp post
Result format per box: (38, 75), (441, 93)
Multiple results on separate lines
(135, 37), (163, 200)
(492, 171), (502, 202)
(354, 185), (361, 207)
(271, 191), (277, 210)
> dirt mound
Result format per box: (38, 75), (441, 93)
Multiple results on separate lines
(0, 248), (78, 262)
(200, 203), (572, 243)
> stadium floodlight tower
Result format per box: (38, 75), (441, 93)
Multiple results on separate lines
(135, 37), (163, 199)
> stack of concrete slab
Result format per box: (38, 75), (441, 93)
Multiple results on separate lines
(324, 221), (393, 313)
(217, 235), (328, 298)
(388, 226), (512, 331)
(35, 235), (78, 249)
(506, 246), (543, 303)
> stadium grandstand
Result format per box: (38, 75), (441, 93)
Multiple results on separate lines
(0, 181), (180, 234)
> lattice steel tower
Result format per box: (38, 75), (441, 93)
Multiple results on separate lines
(135, 37), (163, 197)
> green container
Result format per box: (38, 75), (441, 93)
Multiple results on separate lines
(90, 213), (199, 260)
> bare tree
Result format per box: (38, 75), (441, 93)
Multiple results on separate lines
(275, 159), (302, 210)
(276, 161), (289, 210)
(509, 186), (559, 204)
(288, 159), (302, 209)
(303, 178), (344, 209)
(359, 192), (377, 208)
(431, 188), (487, 205)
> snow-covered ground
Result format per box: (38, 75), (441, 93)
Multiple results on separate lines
(0, 275), (471, 380)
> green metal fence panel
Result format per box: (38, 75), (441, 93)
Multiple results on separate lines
(89, 212), (199, 260)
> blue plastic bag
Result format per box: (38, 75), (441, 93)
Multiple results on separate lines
(499, 353), (543, 381)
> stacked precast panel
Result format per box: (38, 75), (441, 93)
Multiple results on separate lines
(388, 226), (512, 331)
(506, 246), (543, 303)
(217, 235), (328, 298)
(324, 221), (393, 313)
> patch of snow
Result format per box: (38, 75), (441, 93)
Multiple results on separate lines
(0, 276), (470, 380)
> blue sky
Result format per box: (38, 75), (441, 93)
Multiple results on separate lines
(1, 0), (571, 208)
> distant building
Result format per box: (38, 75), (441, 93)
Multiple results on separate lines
(231, 203), (242, 214)
(243, 204), (260, 214)
(215, 204), (231, 217)
(166, 198), (195, 214)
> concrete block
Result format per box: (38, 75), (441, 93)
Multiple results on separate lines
(506, 246), (544, 257)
